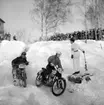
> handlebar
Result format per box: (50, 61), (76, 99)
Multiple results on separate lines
(52, 64), (63, 73)
(13, 63), (26, 67)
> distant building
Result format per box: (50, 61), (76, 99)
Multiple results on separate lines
(0, 18), (5, 40)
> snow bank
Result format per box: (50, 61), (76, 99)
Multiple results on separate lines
(0, 40), (104, 105)
(0, 40), (26, 86)
(0, 40), (26, 63)
(27, 40), (104, 105)
(1, 39), (104, 86)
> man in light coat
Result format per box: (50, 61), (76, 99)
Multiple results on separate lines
(70, 38), (85, 73)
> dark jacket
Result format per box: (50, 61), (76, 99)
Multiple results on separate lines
(48, 55), (62, 68)
(12, 56), (29, 67)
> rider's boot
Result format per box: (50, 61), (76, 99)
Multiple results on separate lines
(42, 75), (47, 83)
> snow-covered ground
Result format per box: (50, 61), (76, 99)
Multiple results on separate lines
(0, 40), (104, 105)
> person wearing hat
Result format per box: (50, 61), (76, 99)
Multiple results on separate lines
(12, 51), (29, 68)
(41, 51), (63, 82)
(70, 37), (85, 73)
(11, 51), (29, 86)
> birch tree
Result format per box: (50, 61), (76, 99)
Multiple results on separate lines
(31, 0), (71, 40)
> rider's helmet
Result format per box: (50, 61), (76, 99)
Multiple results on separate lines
(56, 51), (62, 58)
(56, 51), (62, 56)
(21, 52), (26, 56)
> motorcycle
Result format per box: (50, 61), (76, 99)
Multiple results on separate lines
(13, 64), (27, 87)
(35, 65), (66, 96)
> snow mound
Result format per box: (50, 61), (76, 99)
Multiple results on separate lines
(0, 40), (26, 63)
(0, 40), (26, 86)
(0, 40), (104, 105)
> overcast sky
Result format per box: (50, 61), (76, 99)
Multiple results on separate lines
(0, 0), (85, 39)
(0, 0), (34, 33)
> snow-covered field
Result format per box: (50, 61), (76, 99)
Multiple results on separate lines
(0, 40), (104, 105)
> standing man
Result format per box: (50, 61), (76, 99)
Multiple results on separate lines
(70, 37), (85, 74)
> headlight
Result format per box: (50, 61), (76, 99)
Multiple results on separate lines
(52, 70), (57, 74)
(58, 68), (62, 73)
(39, 70), (42, 74)
(19, 64), (25, 68)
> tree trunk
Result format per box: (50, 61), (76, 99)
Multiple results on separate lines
(45, 27), (48, 40)
(84, 0), (87, 43)
(95, 0), (98, 40)
(40, 0), (45, 41)
(40, 14), (44, 41)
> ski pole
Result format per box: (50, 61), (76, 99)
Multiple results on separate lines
(84, 52), (88, 71)
(100, 43), (102, 49)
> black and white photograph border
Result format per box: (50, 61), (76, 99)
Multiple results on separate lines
(0, 0), (104, 105)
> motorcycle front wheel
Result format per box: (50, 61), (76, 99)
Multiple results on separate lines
(51, 78), (66, 96)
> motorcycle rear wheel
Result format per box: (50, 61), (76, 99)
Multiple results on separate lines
(35, 74), (43, 87)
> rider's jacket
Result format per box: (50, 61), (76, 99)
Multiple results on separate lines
(12, 56), (29, 68)
(48, 55), (62, 69)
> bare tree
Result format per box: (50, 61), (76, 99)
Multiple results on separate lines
(31, 0), (45, 40)
(83, 0), (88, 43)
(15, 29), (27, 42)
(31, 0), (72, 40)
(72, 0), (89, 43)
(45, 0), (72, 38)
(85, 0), (104, 40)
(75, 0), (104, 41)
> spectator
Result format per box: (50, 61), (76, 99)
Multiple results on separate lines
(13, 36), (17, 41)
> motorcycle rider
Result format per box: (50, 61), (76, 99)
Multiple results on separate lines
(42, 51), (63, 82)
(11, 51), (29, 87)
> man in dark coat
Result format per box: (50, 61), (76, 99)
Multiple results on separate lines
(42, 51), (63, 82)
(12, 51), (29, 81)
(12, 52), (29, 68)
